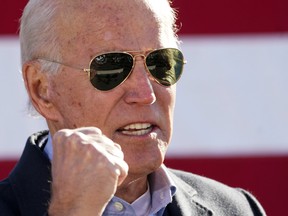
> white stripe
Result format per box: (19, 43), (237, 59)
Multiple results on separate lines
(1, 35), (288, 158)
(169, 34), (288, 156)
(0, 37), (46, 158)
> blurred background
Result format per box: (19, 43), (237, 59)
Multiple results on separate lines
(1, 0), (288, 215)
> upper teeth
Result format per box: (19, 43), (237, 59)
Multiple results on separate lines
(123, 123), (152, 130)
(120, 123), (153, 136)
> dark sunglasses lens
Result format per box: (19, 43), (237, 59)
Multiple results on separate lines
(146, 48), (184, 86)
(89, 53), (133, 90)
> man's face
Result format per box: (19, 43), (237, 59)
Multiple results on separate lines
(45, 0), (178, 179)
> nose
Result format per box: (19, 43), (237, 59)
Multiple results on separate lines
(123, 57), (156, 105)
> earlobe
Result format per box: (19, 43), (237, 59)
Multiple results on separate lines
(22, 62), (59, 121)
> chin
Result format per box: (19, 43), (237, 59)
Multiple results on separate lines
(126, 149), (166, 176)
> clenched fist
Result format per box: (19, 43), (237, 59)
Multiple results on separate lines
(48, 127), (128, 216)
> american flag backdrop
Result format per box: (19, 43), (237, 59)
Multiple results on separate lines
(1, 0), (288, 215)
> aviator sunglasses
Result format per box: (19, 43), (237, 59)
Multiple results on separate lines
(38, 48), (186, 91)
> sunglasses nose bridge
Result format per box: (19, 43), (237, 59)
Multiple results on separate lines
(129, 53), (158, 87)
(132, 53), (151, 75)
(132, 53), (146, 63)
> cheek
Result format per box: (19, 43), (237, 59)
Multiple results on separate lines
(50, 78), (81, 107)
(49, 74), (122, 130)
(48, 73), (91, 125)
(155, 85), (176, 140)
(51, 67), (92, 101)
(159, 86), (176, 116)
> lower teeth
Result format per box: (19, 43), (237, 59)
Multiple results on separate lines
(121, 128), (151, 136)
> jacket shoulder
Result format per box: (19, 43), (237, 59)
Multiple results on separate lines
(168, 168), (266, 215)
(0, 130), (50, 216)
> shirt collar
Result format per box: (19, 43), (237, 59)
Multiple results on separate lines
(44, 133), (53, 161)
(148, 165), (177, 214)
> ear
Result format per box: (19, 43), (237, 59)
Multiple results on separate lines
(22, 61), (59, 121)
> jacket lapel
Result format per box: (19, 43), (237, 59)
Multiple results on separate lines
(166, 169), (214, 216)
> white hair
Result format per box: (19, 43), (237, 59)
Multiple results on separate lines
(20, 0), (62, 65)
(147, 0), (180, 43)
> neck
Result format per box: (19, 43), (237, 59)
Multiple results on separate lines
(115, 175), (148, 203)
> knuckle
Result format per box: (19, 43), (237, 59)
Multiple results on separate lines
(114, 143), (122, 150)
(91, 127), (102, 134)
(53, 129), (74, 142)
(68, 132), (82, 141)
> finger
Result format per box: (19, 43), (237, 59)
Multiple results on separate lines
(110, 156), (129, 186)
(99, 136), (124, 157)
(75, 128), (123, 158)
(73, 127), (103, 136)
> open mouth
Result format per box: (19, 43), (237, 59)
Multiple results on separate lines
(117, 123), (154, 136)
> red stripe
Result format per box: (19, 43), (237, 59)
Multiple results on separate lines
(0, 160), (16, 180)
(165, 156), (288, 216)
(1, 156), (288, 215)
(0, 0), (27, 34)
(0, 0), (288, 35)
(174, 0), (288, 34)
